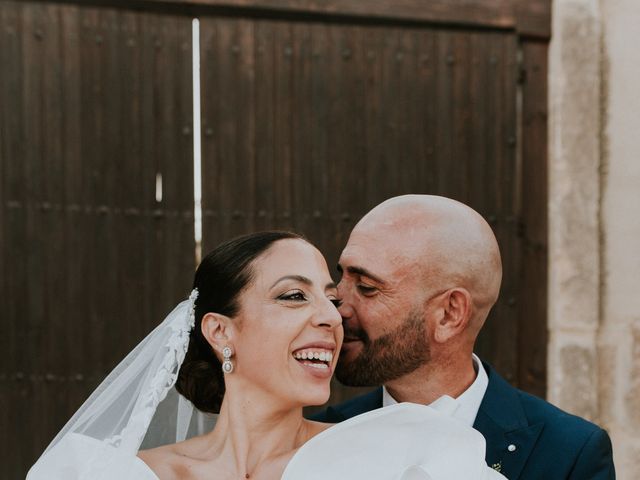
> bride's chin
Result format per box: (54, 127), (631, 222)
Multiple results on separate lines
(295, 387), (330, 407)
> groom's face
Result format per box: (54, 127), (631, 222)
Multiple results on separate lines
(334, 228), (432, 386)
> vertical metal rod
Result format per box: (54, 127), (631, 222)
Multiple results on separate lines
(155, 172), (163, 203)
(192, 18), (203, 265)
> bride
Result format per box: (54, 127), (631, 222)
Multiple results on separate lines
(28, 231), (505, 480)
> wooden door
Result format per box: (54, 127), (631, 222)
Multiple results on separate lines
(0, 2), (195, 476)
(197, 3), (549, 408)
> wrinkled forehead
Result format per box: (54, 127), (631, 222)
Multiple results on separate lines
(340, 225), (421, 279)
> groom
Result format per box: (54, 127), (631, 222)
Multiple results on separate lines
(314, 195), (615, 479)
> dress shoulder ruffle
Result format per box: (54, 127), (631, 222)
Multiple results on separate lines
(26, 433), (159, 480)
(283, 402), (505, 480)
(28, 403), (504, 480)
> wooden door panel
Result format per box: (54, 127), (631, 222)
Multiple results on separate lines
(199, 17), (521, 406)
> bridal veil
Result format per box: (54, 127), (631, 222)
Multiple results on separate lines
(27, 290), (214, 478)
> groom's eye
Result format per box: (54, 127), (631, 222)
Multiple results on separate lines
(357, 284), (377, 296)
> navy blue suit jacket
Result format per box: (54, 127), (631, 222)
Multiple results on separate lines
(312, 363), (615, 479)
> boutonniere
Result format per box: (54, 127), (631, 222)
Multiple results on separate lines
(491, 461), (503, 473)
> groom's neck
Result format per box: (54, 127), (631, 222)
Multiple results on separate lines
(384, 354), (477, 405)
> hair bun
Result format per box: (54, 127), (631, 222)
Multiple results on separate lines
(176, 336), (224, 414)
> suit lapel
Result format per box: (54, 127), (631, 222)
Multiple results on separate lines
(474, 363), (544, 479)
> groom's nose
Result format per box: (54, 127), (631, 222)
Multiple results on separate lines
(337, 297), (353, 320)
(336, 282), (353, 318)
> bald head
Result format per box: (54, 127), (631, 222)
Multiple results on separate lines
(352, 195), (502, 328)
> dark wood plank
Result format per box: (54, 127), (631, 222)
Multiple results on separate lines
(22, 2), (45, 389)
(289, 21), (312, 237)
(327, 22), (356, 231)
(199, 14), (221, 247)
(154, 0), (518, 31)
(21, 0), (552, 39)
(140, 11), (161, 334)
(271, 20), (294, 230)
(56, 5), (92, 464)
(433, 29), (454, 196)
(361, 25), (384, 208)
(515, 0), (551, 39)
(0, 0), (26, 379)
(251, 19), (276, 232)
(474, 32), (520, 384)
(413, 28), (438, 195)
(517, 40), (548, 398)
(39, 3), (69, 451)
(306, 22), (341, 260)
(0, 2), (28, 476)
(118, 10), (146, 347)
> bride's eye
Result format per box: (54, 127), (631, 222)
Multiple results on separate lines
(330, 298), (343, 307)
(278, 290), (307, 302)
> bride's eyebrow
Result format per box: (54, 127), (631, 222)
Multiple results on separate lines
(270, 275), (312, 289)
(269, 276), (337, 292)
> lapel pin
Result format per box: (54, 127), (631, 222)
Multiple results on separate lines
(491, 462), (503, 472)
(507, 444), (517, 452)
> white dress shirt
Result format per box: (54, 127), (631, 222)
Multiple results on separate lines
(382, 353), (489, 427)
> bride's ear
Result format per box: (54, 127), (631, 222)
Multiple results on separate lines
(201, 312), (235, 354)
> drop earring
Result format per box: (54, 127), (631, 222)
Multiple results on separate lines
(222, 345), (234, 374)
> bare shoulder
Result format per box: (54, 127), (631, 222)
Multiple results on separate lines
(137, 443), (180, 479)
(137, 439), (202, 480)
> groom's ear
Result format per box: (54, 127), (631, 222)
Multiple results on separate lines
(201, 312), (235, 353)
(432, 288), (472, 344)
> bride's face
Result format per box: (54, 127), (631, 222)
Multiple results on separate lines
(231, 238), (343, 407)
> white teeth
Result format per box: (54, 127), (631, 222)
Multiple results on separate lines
(308, 363), (328, 370)
(293, 350), (334, 363)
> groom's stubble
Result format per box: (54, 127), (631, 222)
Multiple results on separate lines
(335, 308), (430, 386)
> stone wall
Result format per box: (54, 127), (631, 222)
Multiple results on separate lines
(548, 0), (640, 477)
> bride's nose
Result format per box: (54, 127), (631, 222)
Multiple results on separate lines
(312, 299), (342, 328)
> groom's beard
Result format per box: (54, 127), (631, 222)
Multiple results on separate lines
(335, 309), (430, 387)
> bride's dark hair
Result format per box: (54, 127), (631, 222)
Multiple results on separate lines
(176, 230), (305, 413)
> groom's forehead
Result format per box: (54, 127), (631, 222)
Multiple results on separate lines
(339, 242), (412, 281)
(343, 224), (418, 260)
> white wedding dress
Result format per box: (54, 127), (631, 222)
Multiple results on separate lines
(28, 402), (505, 480)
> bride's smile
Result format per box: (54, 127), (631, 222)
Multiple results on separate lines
(291, 343), (337, 378)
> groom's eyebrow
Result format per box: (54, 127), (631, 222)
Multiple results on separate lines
(339, 264), (386, 285)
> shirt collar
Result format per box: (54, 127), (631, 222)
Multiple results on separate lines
(381, 353), (489, 427)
